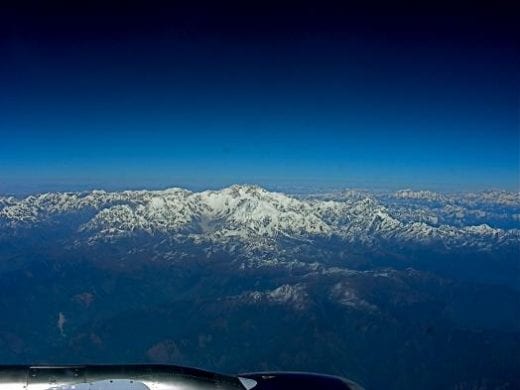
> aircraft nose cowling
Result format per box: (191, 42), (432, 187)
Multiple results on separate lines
(237, 372), (364, 390)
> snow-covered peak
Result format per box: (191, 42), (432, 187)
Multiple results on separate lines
(196, 186), (329, 237)
(394, 189), (447, 202)
(234, 284), (309, 310)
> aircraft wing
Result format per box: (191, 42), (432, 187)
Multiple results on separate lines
(0, 365), (364, 390)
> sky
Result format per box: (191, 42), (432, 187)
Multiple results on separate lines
(0, 1), (518, 194)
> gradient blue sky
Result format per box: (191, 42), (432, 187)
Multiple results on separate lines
(1, 2), (518, 194)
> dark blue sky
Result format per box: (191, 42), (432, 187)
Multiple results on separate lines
(1, 2), (518, 193)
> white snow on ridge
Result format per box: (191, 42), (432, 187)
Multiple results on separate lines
(234, 283), (309, 310)
(0, 185), (518, 249)
(394, 189), (448, 202)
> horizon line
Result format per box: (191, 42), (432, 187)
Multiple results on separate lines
(1, 182), (518, 198)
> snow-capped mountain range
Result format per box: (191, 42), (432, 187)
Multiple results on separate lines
(1, 185), (518, 252)
(1, 186), (519, 389)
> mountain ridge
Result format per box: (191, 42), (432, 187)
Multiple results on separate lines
(1, 185), (518, 252)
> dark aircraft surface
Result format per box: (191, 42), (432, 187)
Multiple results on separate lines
(0, 365), (364, 389)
